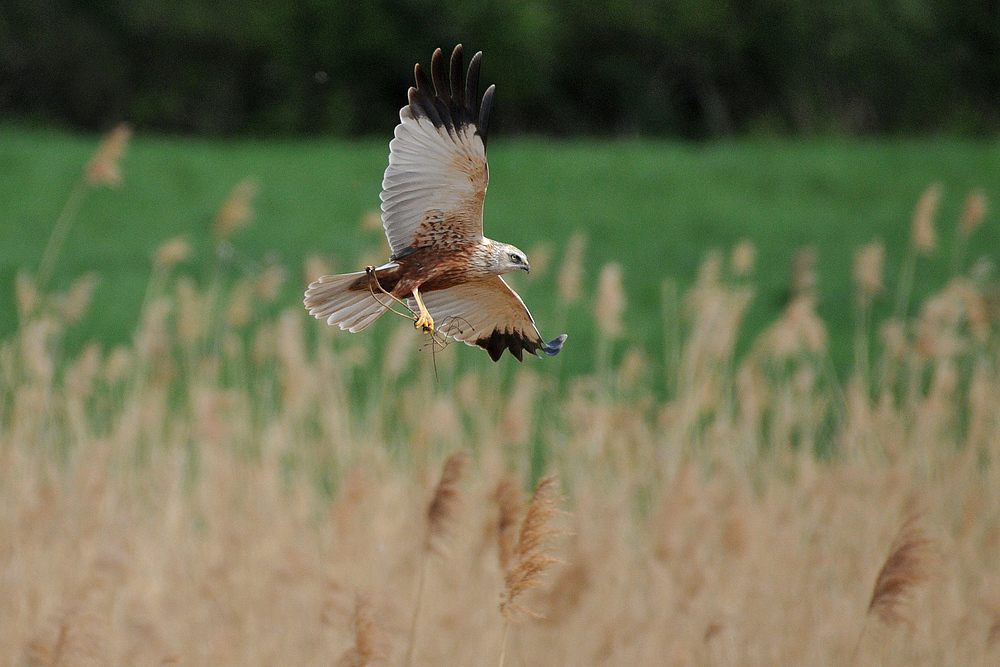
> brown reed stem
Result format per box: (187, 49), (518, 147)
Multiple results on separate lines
(38, 178), (88, 289)
(498, 620), (511, 667)
(404, 560), (428, 667)
(405, 450), (469, 667)
(892, 248), (916, 323)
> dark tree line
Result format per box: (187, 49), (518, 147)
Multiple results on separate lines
(2, 0), (998, 138)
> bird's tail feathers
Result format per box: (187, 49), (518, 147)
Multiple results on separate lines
(304, 269), (392, 333)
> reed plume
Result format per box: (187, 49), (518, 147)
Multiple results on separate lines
(494, 474), (525, 573)
(852, 515), (935, 663)
(958, 188), (988, 238)
(336, 595), (385, 667)
(39, 124), (132, 287)
(557, 232), (586, 306)
(791, 247), (817, 296)
(955, 188), (988, 272)
(894, 184), (942, 319)
(153, 237), (191, 270)
(499, 475), (564, 667)
(853, 242), (885, 304)
(213, 178), (257, 241)
(84, 123), (132, 188)
(405, 449), (470, 667)
(867, 516), (934, 625)
(730, 239), (756, 277)
(593, 263), (626, 339)
(911, 183), (941, 254)
(426, 449), (470, 554)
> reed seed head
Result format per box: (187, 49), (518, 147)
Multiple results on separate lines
(867, 515), (935, 627)
(911, 183), (941, 254)
(730, 239), (756, 277)
(85, 123), (131, 187)
(336, 595), (385, 667)
(853, 241), (885, 302)
(494, 474), (525, 573)
(153, 237), (191, 269)
(213, 178), (258, 241)
(426, 449), (470, 553)
(501, 475), (565, 621)
(557, 232), (586, 305)
(593, 262), (626, 339)
(791, 247), (817, 296)
(959, 189), (988, 238)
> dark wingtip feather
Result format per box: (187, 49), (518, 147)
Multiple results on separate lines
(466, 52), (483, 112)
(450, 45), (466, 107)
(430, 47), (447, 98)
(414, 63), (432, 93)
(479, 84), (495, 147)
(408, 46), (489, 138)
(476, 330), (566, 362)
(542, 334), (567, 357)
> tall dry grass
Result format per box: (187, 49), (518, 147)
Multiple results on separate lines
(3, 136), (1000, 664)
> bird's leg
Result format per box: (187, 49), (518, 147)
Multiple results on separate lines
(411, 287), (434, 333)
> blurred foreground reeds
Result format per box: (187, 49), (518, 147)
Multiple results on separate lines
(2, 143), (1000, 664)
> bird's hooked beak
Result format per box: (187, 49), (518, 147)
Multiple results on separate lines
(524, 262), (530, 274)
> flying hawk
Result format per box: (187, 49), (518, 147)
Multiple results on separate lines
(304, 45), (567, 362)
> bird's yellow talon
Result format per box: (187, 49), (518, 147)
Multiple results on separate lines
(411, 287), (434, 333)
(414, 313), (435, 332)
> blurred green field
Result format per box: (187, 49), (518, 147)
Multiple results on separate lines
(1, 126), (998, 381)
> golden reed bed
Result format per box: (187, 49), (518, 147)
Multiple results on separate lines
(2, 129), (999, 665)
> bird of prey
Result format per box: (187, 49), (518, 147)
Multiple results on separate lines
(304, 45), (567, 362)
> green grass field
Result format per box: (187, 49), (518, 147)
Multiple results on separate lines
(1, 126), (998, 381)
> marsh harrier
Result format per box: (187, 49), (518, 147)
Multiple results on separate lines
(304, 45), (567, 362)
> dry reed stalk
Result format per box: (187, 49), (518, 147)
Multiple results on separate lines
(853, 241), (884, 383)
(38, 125), (131, 288)
(255, 263), (286, 303)
(852, 515), (936, 663)
(494, 474), (525, 572)
(890, 183), (941, 323)
(336, 595), (386, 667)
(853, 242), (885, 304)
(153, 237), (191, 270)
(426, 449), (470, 553)
(212, 178), (257, 241)
(958, 189), (988, 238)
(405, 449), (470, 667)
(16, 272), (39, 319)
(557, 232), (586, 306)
(360, 208), (384, 232)
(593, 263), (626, 339)
(224, 279), (254, 329)
(303, 253), (334, 288)
(954, 188), (989, 272)
(791, 247), (817, 296)
(526, 242), (551, 280)
(499, 475), (565, 667)
(57, 272), (100, 324)
(867, 516), (934, 625)
(911, 183), (942, 254)
(84, 123), (132, 187)
(730, 239), (756, 277)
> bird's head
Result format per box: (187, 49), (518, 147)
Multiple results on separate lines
(494, 242), (530, 275)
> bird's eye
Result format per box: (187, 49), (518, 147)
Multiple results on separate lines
(510, 254), (520, 264)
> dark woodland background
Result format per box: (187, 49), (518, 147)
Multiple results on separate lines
(2, 0), (998, 138)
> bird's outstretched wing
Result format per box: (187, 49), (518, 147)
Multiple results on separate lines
(380, 45), (495, 259)
(409, 277), (567, 362)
